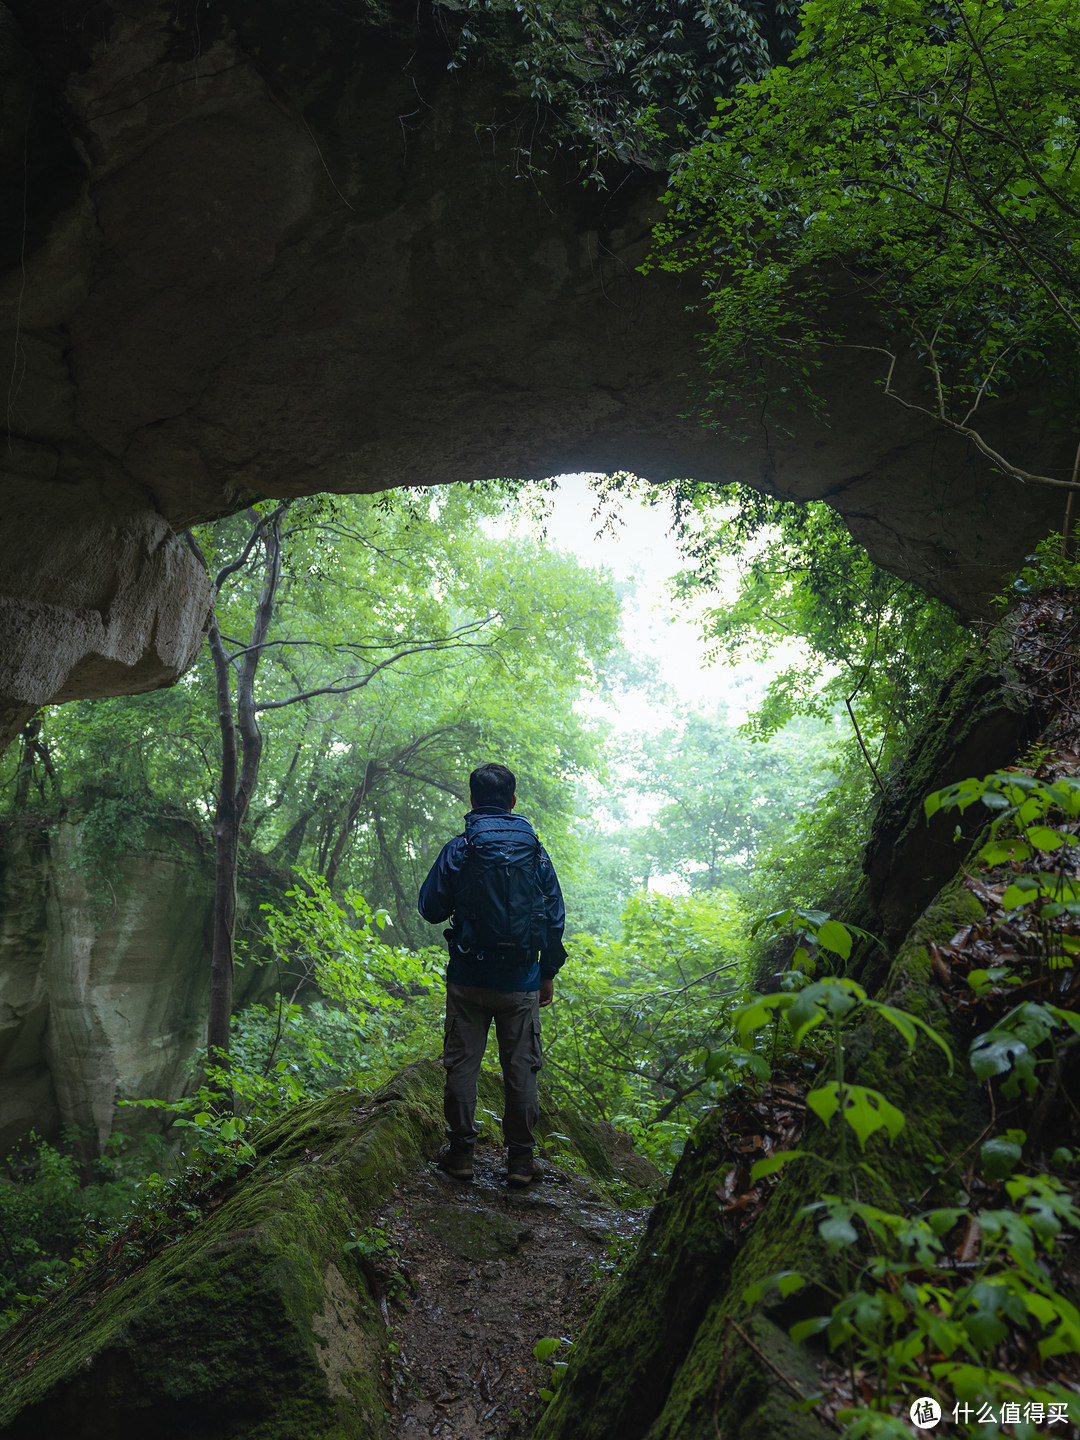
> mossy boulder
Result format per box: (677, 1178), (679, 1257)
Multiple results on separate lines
(415, 1203), (533, 1261)
(846, 640), (1038, 975)
(0, 1057), (622, 1438)
(537, 879), (990, 1440)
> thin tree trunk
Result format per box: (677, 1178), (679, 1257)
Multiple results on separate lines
(202, 510), (285, 1090)
(373, 810), (413, 930)
(12, 718), (39, 812)
(207, 609), (240, 1074)
(324, 758), (378, 888)
(273, 808), (315, 867)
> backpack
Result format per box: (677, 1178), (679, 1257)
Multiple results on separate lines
(454, 813), (544, 953)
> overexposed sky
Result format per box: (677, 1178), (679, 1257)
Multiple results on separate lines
(507, 475), (804, 732)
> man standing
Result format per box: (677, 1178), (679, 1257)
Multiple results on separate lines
(418, 762), (567, 1187)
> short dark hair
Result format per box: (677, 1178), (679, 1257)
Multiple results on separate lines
(469, 763), (516, 809)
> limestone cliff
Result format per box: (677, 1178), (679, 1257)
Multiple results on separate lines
(0, 813), (274, 1155)
(0, 0), (1066, 748)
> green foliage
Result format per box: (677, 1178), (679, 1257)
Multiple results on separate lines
(258, 872), (444, 1082)
(999, 531), (1080, 604)
(738, 908), (1079, 1425)
(617, 708), (838, 891)
(734, 938), (953, 1161)
(163, 876), (447, 1130)
(6, 487), (620, 945)
(546, 889), (751, 1169)
(676, 490), (967, 777)
(562, 697), (842, 935)
(927, 768), (1080, 1016)
(441, 0), (802, 177)
(651, 0), (1080, 479)
(0, 1131), (169, 1321)
(591, 477), (967, 855)
(969, 1004), (1080, 1100)
(752, 1177), (1080, 1429)
(343, 1224), (408, 1303)
(533, 1334), (573, 1403)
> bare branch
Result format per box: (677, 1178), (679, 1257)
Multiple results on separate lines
(209, 503), (289, 594)
(832, 343), (1080, 490)
(253, 639), (498, 712)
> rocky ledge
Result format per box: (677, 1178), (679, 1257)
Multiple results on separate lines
(0, 1058), (656, 1439)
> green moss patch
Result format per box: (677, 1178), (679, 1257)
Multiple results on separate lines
(0, 1063), (447, 1438)
(538, 873), (993, 1440)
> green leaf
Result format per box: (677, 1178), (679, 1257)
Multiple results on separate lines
(922, 1207), (967, 1237)
(734, 993), (791, 1041)
(978, 839), (1033, 866)
(818, 1209), (858, 1250)
(750, 1151), (808, 1183)
(806, 1085), (839, 1127)
(1024, 825), (1068, 851)
(744, 1270), (806, 1305)
(815, 919), (852, 959)
(872, 1004), (955, 1073)
(533, 1337), (562, 1361)
(789, 1315), (832, 1345)
(807, 1082), (905, 1149)
(1002, 877), (1042, 910)
(980, 1135), (1023, 1181)
(1048, 1005), (1080, 1038)
(970, 1030), (1030, 1082)
(791, 945), (813, 972)
(844, 1087), (906, 1150)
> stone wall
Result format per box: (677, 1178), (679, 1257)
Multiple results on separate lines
(0, 814), (214, 1153)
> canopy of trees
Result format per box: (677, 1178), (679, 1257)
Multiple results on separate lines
(651, 0), (1080, 489)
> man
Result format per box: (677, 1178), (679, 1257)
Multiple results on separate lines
(418, 762), (567, 1187)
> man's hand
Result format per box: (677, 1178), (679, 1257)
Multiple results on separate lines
(539, 977), (554, 1008)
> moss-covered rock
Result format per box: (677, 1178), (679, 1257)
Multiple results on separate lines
(0, 1066), (441, 1438)
(538, 877), (992, 1440)
(0, 1056), (638, 1438)
(415, 1203), (533, 1261)
(534, 1108), (739, 1440)
(847, 640), (1038, 975)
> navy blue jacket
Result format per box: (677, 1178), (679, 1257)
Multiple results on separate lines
(417, 807), (568, 991)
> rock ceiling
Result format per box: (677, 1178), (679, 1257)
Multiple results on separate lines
(0, 0), (1066, 748)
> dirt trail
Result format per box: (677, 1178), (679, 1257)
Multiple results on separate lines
(373, 1140), (649, 1440)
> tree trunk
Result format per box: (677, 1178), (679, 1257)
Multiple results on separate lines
(207, 609), (240, 1073)
(12, 718), (39, 812)
(203, 510), (285, 1089)
(324, 758), (378, 888)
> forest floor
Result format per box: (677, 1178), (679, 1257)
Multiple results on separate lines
(371, 1142), (649, 1440)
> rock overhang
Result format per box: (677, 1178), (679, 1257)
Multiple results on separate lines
(0, 0), (1067, 749)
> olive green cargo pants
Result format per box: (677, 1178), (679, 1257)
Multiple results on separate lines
(441, 983), (542, 1162)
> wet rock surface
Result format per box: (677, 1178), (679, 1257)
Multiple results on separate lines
(378, 1142), (648, 1440)
(0, 0), (1068, 748)
(0, 1062), (653, 1439)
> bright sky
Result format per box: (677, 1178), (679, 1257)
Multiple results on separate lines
(487, 476), (818, 888)
(516, 475), (803, 733)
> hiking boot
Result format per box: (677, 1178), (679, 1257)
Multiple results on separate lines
(506, 1154), (543, 1187)
(436, 1144), (474, 1181)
